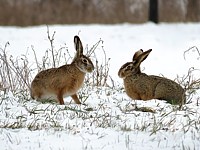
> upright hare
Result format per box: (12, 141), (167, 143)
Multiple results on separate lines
(118, 49), (185, 105)
(31, 35), (94, 105)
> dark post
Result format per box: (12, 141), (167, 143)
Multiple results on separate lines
(149, 0), (158, 23)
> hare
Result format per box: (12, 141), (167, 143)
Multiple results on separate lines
(118, 49), (186, 105)
(30, 35), (94, 105)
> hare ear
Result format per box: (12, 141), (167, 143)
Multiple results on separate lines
(74, 35), (83, 57)
(134, 49), (152, 67)
(132, 49), (143, 61)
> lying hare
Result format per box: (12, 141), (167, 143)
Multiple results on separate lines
(118, 49), (186, 105)
(31, 35), (94, 105)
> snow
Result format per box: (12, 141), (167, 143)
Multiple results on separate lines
(0, 23), (200, 150)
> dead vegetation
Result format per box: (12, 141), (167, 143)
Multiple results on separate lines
(0, 26), (199, 108)
(0, 27), (111, 101)
(0, 28), (200, 150)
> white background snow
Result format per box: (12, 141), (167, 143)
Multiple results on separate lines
(0, 23), (200, 150)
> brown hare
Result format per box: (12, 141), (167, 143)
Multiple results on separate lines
(118, 49), (186, 105)
(30, 35), (94, 105)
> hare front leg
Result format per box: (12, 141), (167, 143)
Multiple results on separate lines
(71, 94), (81, 104)
(57, 91), (65, 105)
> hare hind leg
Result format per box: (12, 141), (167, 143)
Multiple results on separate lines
(71, 94), (81, 104)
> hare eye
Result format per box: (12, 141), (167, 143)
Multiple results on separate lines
(82, 59), (88, 63)
(126, 65), (131, 70)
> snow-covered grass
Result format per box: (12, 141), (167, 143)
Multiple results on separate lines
(0, 23), (200, 150)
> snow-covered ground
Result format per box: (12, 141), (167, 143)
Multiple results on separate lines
(0, 23), (200, 150)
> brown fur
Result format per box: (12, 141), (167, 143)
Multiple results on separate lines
(118, 49), (186, 105)
(31, 36), (94, 105)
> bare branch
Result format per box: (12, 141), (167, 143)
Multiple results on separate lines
(184, 46), (200, 60)
(47, 25), (56, 68)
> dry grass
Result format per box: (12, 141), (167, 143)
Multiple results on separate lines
(0, 28), (200, 150)
(0, 26), (111, 101)
(0, 27), (200, 105)
(0, 28), (199, 134)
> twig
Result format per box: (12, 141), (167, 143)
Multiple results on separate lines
(184, 46), (200, 60)
(31, 45), (41, 72)
(46, 25), (56, 68)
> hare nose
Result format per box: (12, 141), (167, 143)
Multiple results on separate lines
(88, 67), (94, 72)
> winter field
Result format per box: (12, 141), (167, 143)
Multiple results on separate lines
(0, 23), (200, 150)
